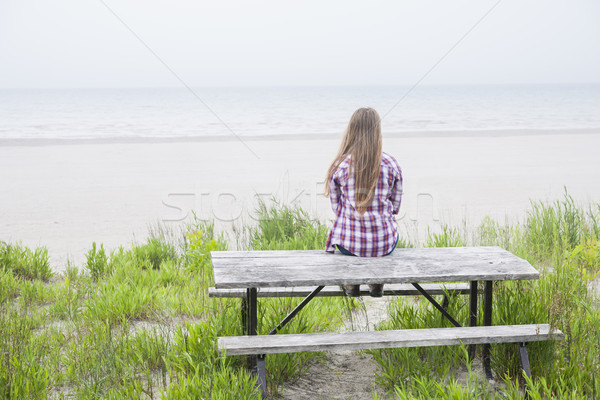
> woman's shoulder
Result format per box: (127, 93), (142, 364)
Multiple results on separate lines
(336, 154), (352, 171)
(330, 154), (352, 181)
(381, 152), (401, 172)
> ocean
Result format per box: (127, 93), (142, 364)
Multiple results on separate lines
(1, 84), (599, 141)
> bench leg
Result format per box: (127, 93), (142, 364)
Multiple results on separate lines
(468, 280), (478, 360)
(519, 342), (532, 400)
(254, 355), (267, 398)
(246, 288), (268, 397)
(483, 280), (493, 380)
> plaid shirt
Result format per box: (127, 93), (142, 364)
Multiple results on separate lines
(325, 152), (402, 257)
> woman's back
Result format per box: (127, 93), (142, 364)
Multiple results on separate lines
(325, 151), (402, 257)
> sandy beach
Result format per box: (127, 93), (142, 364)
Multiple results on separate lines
(1, 128), (600, 271)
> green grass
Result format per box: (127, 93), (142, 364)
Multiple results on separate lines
(0, 307), (56, 399)
(1, 191), (600, 398)
(370, 189), (600, 399)
(249, 198), (331, 250)
(0, 202), (350, 398)
(426, 224), (465, 248)
(0, 241), (53, 281)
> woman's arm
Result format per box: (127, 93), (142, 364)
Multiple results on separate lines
(328, 172), (341, 213)
(390, 168), (403, 215)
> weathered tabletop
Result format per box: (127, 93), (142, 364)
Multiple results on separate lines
(211, 246), (539, 289)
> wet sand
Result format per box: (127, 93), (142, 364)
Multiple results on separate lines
(1, 129), (599, 271)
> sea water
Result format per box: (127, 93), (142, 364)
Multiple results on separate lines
(1, 84), (599, 141)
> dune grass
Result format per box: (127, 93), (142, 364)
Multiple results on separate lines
(0, 190), (599, 399)
(0, 200), (350, 399)
(369, 190), (600, 399)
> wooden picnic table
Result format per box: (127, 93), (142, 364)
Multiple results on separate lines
(212, 247), (539, 288)
(211, 246), (552, 398)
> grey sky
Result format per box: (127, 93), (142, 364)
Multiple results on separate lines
(1, 0), (599, 89)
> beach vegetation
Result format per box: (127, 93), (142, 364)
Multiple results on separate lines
(1, 191), (599, 398)
(425, 224), (464, 248)
(370, 189), (600, 399)
(249, 198), (330, 251)
(132, 237), (179, 270)
(0, 241), (52, 281)
(84, 242), (109, 280)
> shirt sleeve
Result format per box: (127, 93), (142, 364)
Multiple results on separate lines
(390, 167), (403, 215)
(328, 170), (341, 213)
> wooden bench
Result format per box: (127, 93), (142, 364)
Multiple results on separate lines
(218, 324), (563, 356)
(218, 324), (563, 399)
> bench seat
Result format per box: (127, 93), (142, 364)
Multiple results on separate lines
(209, 283), (471, 298)
(217, 324), (563, 356)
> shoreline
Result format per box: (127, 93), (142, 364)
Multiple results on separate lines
(1, 127), (599, 147)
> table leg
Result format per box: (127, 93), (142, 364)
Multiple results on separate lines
(241, 295), (248, 335)
(248, 288), (257, 336)
(483, 280), (493, 380)
(468, 280), (478, 360)
(247, 288), (268, 398)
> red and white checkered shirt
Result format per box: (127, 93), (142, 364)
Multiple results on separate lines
(325, 152), (402, 257)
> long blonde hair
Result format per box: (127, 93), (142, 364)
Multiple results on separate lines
(325, 107), (382, 214)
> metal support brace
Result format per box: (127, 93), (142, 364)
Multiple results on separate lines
(411, 283), (462, 328)
(269, 286), (325, 335)
(519, 342), (532, 400)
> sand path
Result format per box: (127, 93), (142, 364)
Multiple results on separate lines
(278, 296), (391, 399)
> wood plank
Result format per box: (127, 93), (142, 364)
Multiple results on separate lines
(211, 246), (508, 259)
(211, 247), (538, 289)
(208, 283), (472, 298)
(211, 250), (330, 259)
(217, 324), (563, 356)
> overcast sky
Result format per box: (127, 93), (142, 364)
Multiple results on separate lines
(1, 0), (599, 89)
